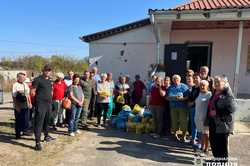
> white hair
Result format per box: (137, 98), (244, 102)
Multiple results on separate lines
(100, 73), (107, 77)
(56, 72), (64, 79)
(172, 74), (181, 80)
(214, 75), (227, 83)
(200, 80), (209, 86)
(200, 66), (209, 72)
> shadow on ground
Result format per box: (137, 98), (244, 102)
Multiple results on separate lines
(0, 120), (35, 150)
(91, 127), (194, 165)
(0, 107), (14, 110)
(0, 121), (15, 128)
(0, 131), (35, 150)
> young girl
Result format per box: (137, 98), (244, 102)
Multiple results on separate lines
(195, 80), (211, 155)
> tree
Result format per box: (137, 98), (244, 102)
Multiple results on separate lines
(0, 55), (88, 73)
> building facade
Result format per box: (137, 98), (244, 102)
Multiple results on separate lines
(81, 0), (250, 97)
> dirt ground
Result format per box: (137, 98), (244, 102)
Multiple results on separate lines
(0, 93), (250, 166)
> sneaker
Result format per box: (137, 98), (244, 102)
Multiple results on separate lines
(75, 130), (81, 134)
(35, 142), (42, 151)
(200, 152), (206, 157)
(175, 133), (181, 141)
(69, 132), (75, 137)
(44, 135), (55, 142)
(182, 137), (191, 143)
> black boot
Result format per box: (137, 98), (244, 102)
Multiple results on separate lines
(35, 142), (42, 151)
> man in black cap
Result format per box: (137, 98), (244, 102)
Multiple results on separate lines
(31, 64), (55, 151)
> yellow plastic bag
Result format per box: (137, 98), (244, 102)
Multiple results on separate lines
(99, 91), (111, 97)
(116, 95), (125, 104)
(122, 105), (130, 110)
(133, 104), (142, 114)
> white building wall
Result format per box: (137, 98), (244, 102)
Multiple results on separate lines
(89, 25), (156, 82)
(238, 29), (250, 95)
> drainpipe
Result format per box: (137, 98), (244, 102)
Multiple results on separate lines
(150, 13), (160, 64)
(233, 21), (244, 97)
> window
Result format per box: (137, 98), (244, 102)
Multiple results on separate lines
(247, 45), (250, 73)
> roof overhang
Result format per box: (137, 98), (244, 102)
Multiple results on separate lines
(149, 8), (250, 23)
(80, 18), (151, 43)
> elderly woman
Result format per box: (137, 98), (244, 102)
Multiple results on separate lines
(207, 76), (235, 160)
(149, 77), (166, 138)
(96, 73), (111, 127)
(114, 76), (130, 115)
(195, 80), (211, 155)
(52, 72), (67, 130)
(167, 74), (189, 141)
(68, 74), (84, 136)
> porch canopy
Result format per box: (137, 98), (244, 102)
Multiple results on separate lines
(149, 0), (250, 22)
(148, 0), (250, 96)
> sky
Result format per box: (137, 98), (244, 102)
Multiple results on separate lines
(0, 0), (187, 59)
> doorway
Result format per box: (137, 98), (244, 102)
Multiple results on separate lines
(164, 43), (212, 79)
(186, 43), (212, 74)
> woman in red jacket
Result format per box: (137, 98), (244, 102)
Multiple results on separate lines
(52, 72), (67, 130)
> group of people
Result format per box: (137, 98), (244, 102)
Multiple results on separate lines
(12, 64), (235, 162)
(12, 65), (146, 151)
(148, 66), (235, 161)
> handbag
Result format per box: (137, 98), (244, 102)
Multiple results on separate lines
(62, 98), (72, 109)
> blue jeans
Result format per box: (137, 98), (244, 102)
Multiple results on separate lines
(189, 107), (197, 141)
(68, 105), (82, 133)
